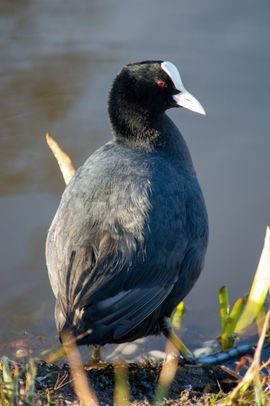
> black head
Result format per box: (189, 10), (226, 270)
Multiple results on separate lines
(109, 60), (205, 116)
(108, 60), (205, 145)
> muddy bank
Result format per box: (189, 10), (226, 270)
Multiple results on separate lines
(18, 359), (237, 405)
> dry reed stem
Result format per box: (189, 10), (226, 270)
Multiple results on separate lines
(154, 338), (179, 404)
(159, 340), (179, 387)
(46, 132), (75, 185)
(62, 331), (99, 406)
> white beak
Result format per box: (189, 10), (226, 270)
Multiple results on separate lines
(161, 61), (206, 115)
(173, 90), (206, 115)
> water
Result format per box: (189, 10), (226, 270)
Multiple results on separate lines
(1, 0), (270, 359)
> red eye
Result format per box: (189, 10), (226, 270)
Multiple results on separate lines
(156, 80), (168, 88)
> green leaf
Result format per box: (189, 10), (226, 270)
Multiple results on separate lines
(220, 296), (247, 351)
(218, 286), (230, 334)
(236, 227), (270, 333)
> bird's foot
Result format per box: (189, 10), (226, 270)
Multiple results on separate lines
(84, 345), (110, 370)
(90, 344), (101, 363)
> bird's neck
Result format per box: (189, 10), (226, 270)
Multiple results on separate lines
(108, 91), (167, 151)
(108, 88), (194, 173)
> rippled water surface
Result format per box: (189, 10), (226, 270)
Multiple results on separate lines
(1, 0), (270, 359)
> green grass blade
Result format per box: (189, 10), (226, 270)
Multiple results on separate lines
(236, 227), (270, 333)
(254, 373), (265, 406)
(114, 361), (130, 406)
(0, 378), (7, 406)
(219, 286), (230, 334)
(25, 359), (37, 401)
(46, 391), (51, 406)
(1, 357), (16, 404)
(172, 301), (185, 330)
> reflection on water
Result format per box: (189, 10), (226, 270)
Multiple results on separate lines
(1, 0), (270, 359)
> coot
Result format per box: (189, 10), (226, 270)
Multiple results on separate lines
(46, 60), (208, 355)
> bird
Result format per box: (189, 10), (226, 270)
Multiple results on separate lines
(46, 60), (209, 362)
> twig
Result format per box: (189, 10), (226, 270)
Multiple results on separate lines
(53, 373), (71, 391)
(221, 310), (270, 405)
